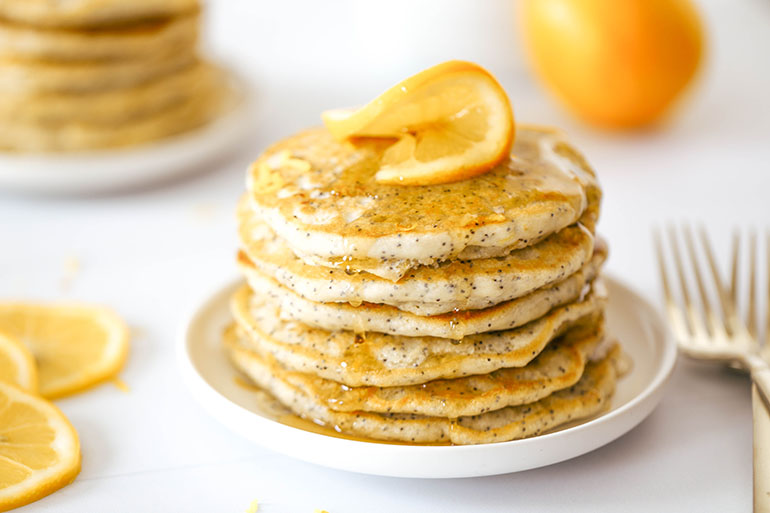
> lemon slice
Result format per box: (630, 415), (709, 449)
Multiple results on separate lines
(0, 332), (37, 393)
(322, 60), (515, 186)
(0, 381), (81, 511)
(0, 303), (129, 399)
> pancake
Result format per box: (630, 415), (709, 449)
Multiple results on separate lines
(238, 245), (606, 339)
(0, 43), (194, 94)
(0, 10), (198, 61)
(0, 0), (199, 28)
(230, 281), (606, 387)
(246, 126), (601, 274)
(0, 74), (225, 151)
(238, 196), (596, 315)
(227, 330), (620, 444)
(225, 318), (604, 417)
(0, 61), (216, 125)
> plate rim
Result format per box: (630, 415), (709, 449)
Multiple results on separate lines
(178, 273), (677, 478)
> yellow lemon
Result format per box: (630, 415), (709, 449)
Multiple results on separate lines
(520, 0), (704, 128)
(0, 381), (81, 512)
(0, 303), (129, 399)
(0, 332), (37, 393)
(323, 60), (514, 185)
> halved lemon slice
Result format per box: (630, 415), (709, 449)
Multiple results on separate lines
(0, 381), (81, 511)
(322, 60), (515, 185)
(0, 303), (129, 399)
(0, 332), (37, 393)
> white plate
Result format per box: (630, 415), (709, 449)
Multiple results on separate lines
(178, 275), (677, 479)
(0, 74), (253, 195)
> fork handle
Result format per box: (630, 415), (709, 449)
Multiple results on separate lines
(747, 356), (770, 512)
(753, 385), (770, 513)
(745, 354), (770, 413)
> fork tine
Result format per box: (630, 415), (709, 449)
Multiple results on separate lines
(765, 230), (770, 352)
(668, 225), (706, 338)
(747, 230), (758, 340)
(730, 229), (740, 305)
(654, 227), (690, 338)
(699, 226), (743, 337)
(684, 225), (725, 338)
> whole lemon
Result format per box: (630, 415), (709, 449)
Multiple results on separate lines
(519, 0), (704, 129)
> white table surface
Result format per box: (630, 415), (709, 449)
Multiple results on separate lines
(1, 1), (769, 511)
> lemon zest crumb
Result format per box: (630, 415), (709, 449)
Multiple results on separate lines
(111, 377), (130, 393)
(192, 203), (218, 222)
(60, 256), (81, 291)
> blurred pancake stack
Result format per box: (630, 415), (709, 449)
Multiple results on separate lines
(225, 123), (628, 445)
(0, 0), (226, 152)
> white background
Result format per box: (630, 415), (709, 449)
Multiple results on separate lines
(1, 0), (769, 511)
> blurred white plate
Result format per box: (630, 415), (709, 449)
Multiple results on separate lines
(179, 275), (676, 479)
(0, 74), (252, 195)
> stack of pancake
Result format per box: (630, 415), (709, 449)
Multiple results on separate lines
(0, 0), (224, 152)
(227, 126), (624, 445)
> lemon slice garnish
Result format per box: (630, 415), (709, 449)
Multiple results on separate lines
(0, 331), (37, 393)
(0, 381), (81, 511)
(323, 60), (515, 186)
(0, 303), (129, 399)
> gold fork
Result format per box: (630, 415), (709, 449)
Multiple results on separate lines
(655, 226), (770, 511)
